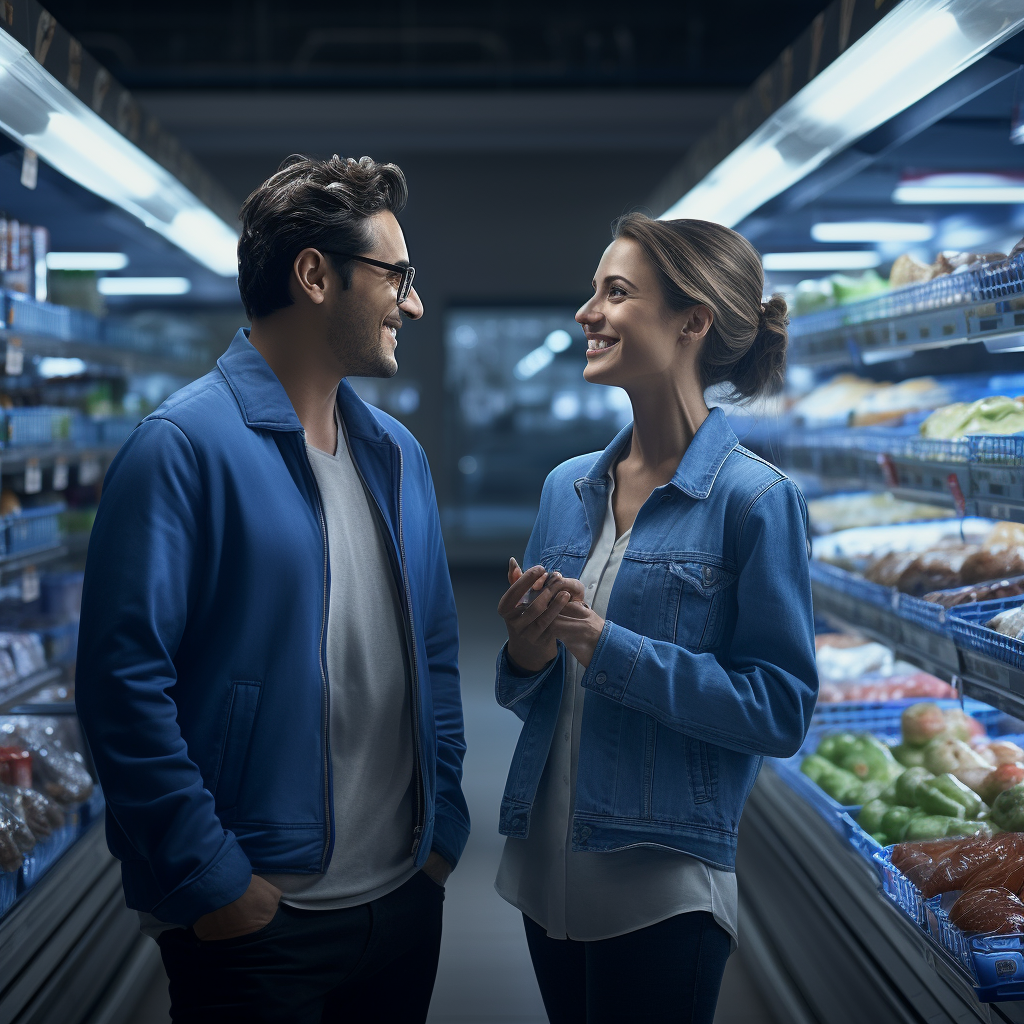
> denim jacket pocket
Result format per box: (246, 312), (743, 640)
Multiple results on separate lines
(658, 560), (735, 651)
(211, 679), (263, 815)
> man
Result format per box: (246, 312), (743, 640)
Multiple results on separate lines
(76, 154), (470, 1023)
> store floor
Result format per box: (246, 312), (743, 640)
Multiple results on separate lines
(127, 568), (776, 1024)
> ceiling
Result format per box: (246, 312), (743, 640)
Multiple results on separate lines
(39, 1), (831, 91)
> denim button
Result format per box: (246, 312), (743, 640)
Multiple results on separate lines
(580, 826), (592, 839)
(595, 671), (607, 685)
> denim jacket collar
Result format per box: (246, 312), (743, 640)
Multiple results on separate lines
(577, 407), (738, 500)
(217, 329), (392, 446)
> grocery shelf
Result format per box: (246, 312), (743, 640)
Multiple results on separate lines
(740, 768), (1024, 1021)
(0, 666), (64, 714)
(787, 254), (1024, 367)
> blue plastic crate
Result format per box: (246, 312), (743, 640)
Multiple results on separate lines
(897, 593), (948, 634)
(810, 560), (898, 611)
(18, 817), (78, 890)
(949, 598), (1024, 673)
(5, 504), (63, 557)
(5, 407), (72, 446)
(970, 434), (1024, 464)
(873, 847), (1024, 1001)
(0, 870), (15, 920)
(812, 698), (1000, 731)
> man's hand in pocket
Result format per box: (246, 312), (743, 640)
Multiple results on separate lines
(193, 874), (282, 941)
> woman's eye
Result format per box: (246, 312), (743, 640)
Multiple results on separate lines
(608, 286), (627, 298)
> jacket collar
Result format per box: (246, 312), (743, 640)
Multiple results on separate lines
(217, 330), (393, 447)
(577, 407), (738, 500)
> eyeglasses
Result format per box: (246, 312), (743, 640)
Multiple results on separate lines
(324, 252), (416, 304)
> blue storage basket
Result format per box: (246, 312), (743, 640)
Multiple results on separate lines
(18, 818), (78, 891)
(810, 560), (898, 611)
(5, 504), (63, 557)
(949, 597), (1024, 673)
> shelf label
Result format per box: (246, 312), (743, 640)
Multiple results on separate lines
(876, 452), (899, 488)
(5, 342), (23, 376)
(79, 457), (101, 485)
(20, 568), (39, 603)
(947, 473), (967, 517)
(52, 458), (68, 491)
(24, 459), (41, 495)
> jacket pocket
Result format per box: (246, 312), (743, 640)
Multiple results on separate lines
(658, 561), (735, 651)
(212, 680), (263, 814)
(687, 736), (717, 804)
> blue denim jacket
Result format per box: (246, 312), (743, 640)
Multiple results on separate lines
(495, 408), (817, 871)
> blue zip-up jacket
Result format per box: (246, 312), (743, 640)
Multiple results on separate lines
(496, 409), (817, 869)
(75, 331), (470, 927)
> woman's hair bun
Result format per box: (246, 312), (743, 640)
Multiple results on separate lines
(728, 293), (789, 400)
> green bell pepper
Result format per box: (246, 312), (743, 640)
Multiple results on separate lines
(904, 815), (960, 842)
(991, 783), (1024, 832)
(881, 805), (922, 842)
(858, 798), (889, 835)
(816, 732), (860, 764)
(891, 743), (928, 768)
(895, 767), (934, 808)
(837, 735), (901, 781)
(800, 754), (831, 784)
(929, 772), (983, 819)
(917, 781), (967, 820)
(945, 819), (994, 839)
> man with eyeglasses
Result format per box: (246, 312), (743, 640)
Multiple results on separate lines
(76, 155), (469, 1022)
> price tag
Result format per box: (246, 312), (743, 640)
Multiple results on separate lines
(79, 457), (101, 485)
(52, 458), (68, 491)
(876, 452), (899, 489)
(5, 342), (23, 376)
(23, 458), (41, 494)
(947, 473), (967, 517)
(21, 568), (39, 603)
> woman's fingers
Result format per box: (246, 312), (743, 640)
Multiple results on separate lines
(523, 589), (571, 640)
(498, 565), (547, 617)
(508, 557), (523, 586)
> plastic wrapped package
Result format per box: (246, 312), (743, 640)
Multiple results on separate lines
(987, 605), (1024, 640)
(0, 716), (93, 806)
(923, 575), (1024, 608)
(0, 783), (63, 839)
(949, 888), (1024, 934)
(0, 746), (31, 787)
(897, 545), (983, 596)
(816, 641), (894, 681)
(963, 854), (1024, 896)
(920, 835), (1024, 898)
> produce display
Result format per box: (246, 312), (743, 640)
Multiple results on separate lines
(920, 395), (1024, 440)
(792, 374), (952, 429)
(800, 702), (1024, 846)
(806, 492), (953, 535)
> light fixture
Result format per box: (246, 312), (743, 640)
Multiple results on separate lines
(46, 252), (129, 271)
(659, 0), (1024, 227)
(37, 356), (87, 378)
(762, 251), (882, 272)
(513, 347), (554, 380)
(544, 329), (573, 353)
(893, 172), (1024, 204)
(98, 277), (192, 296)
(0, 31), (238, 276)
(810, 222), (934, 243)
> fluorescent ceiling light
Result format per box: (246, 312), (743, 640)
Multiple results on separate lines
(810, 221), (934, 243)
(98, 276), (192, 296)
(46, 252), (129, 271)
(37, 356), (87, 378)
(513, 346), (554, 380)
(544, 329), (573, 353)
(762, 251), (882, 271)
(893, 172), (1024, 204)
(0, 32), (238, 276)
(660, 0), (1024, 227)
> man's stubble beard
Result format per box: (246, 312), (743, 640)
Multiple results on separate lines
(327, 301), (398, 379)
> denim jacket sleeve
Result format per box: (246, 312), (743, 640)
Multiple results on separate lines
(579, 477), (818, 758)
(494, 473), (566, 719)
(414, 451), (471, 869)
(75, 418), (253, 926)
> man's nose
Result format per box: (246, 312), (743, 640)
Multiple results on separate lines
(400, 285), (424, 320)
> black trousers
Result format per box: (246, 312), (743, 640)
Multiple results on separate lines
(523, 910), (731, 1024)
(157, 870), (444, 1024)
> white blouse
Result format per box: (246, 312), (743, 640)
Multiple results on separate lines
(495, 476), (738, 945)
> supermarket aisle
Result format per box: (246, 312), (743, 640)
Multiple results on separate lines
(129, 567), (775, 1023)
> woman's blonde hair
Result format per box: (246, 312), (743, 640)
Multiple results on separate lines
(613, 213), (788, 399)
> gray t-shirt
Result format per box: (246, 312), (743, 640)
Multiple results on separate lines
(262, 414), (417, 909)
(495, 475), (738, 946)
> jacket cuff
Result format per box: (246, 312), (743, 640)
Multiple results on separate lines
(495, 642), (561, 708)
(149, 839), (253, 927)
(430, 807), (470, 868)
(580, 621), (643, 702)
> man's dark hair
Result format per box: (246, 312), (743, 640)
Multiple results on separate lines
(237, 154), (409, 320)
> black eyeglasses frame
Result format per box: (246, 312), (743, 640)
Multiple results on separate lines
(323, 252), (416, 303)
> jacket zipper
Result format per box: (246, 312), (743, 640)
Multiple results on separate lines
(348, 440), (426, 857)
(301, 440), (334, 872)
(395, 447), (427, 855)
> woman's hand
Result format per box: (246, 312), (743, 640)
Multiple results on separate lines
(550, 599), (606, 669)
(498, 558), (586, 673)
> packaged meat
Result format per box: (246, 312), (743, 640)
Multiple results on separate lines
(920, 836), (1003, 897)
(897, 545), (983, 596)
(892, 838), (963, 887)
(32, 749), (92, 805)
(964, 855), (1024, 896)
(988, 605), (1024, 640)
(950, 887), (1024, 934)
(865, 551), (921, 587)
(0, 792), (34, 855)
(923, 575), (1024, 608)
(0, 747), (31, 788)
(0, 716), (94, 806)
(0, 784), (62, 839)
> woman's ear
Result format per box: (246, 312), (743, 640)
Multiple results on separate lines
(680, 304), (714, 344)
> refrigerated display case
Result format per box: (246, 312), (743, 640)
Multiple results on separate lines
(639, 3), (1024, 1019)
(0, 5), (235, 1022)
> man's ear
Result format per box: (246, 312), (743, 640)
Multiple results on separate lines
(290, 248), (330, 306)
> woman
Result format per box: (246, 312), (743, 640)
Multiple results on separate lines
(494, 213), (818, 1024)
